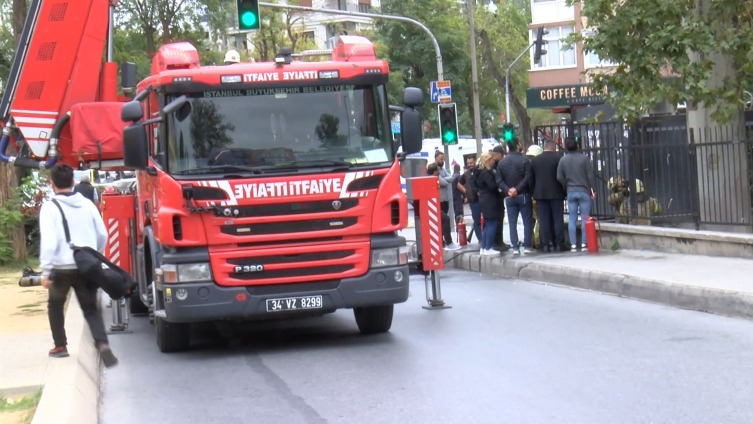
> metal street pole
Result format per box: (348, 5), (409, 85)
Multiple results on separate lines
(505, 42), (535, 124)
(466, 0), (483, 156)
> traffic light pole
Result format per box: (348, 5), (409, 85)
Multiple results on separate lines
(258, 1), (458, 230)
(505, 42), (535, 125)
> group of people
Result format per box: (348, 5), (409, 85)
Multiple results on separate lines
(434, 136), (596, 256)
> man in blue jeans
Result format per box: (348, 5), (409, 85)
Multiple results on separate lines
(496, 137), (533, 254)
(557, 137), (596, 251)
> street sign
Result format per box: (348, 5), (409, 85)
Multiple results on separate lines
(391, 121), (400, 134)
(430, 80), (452, 103)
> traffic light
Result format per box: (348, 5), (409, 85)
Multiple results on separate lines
(438, 103), (459, 145)
(502, 123), (514, 142)
(237, 0), (260, 31)
(533, 26), (549, 65)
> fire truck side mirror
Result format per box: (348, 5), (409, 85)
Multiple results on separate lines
(402, 86), (423, 108)
(121, 101), (144, 122)
(123, 124), (149, 169)
(400, 87), (423, 154)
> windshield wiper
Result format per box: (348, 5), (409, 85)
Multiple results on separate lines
(177, 165), (267, 175)
(269, 159), (353, 170)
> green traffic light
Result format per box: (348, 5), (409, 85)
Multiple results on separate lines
(443, 130), (456, 143)
(503, 130), (513, 141)
(240, 11), (257, 27)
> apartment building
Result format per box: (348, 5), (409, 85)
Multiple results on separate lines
(293, 0), (380, 49)
(206, 0), (380, 54)
(525, 0), (615, 120)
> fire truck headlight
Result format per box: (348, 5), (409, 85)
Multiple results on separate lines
(371, 247), (409, 269)
(162, 263), (213, 283)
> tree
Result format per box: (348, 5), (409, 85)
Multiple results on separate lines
(475, 1), (534, 146)
(248, 8), (318, 62)
(375, 0), (472, 133)
(570, 0), (752, 126)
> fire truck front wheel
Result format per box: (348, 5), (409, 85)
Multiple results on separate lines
(155, 315), (191, 353)
(354, 305), (394, 334)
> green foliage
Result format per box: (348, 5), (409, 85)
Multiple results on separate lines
(0, 170), (49, 263)
(375, 0), (472, 131)
(569, 0), (753, 123)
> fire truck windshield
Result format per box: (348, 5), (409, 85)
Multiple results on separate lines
(165, 84), (392, 175)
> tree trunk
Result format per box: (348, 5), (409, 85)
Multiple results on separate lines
(12, 0), (26, 48)
(684, 0), (750, 230)
(3, 0), (27, 262)
(478, 29), (532, 147)
(0, 163), (26, 263)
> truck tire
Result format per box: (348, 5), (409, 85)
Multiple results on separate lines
(129, 291), (148, 314)
(354, 305), (394, 334)
(155, 316), (191, 353)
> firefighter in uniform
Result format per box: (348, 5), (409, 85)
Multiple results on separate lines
(224, 49), (241, 65)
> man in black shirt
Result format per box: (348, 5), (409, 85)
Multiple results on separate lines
(530, 138), (566, 251)
(74, 174), (98, 207)
(496, 137), (533, 254)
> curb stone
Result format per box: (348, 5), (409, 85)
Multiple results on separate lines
(31, 294), (100, 424)
(444, 250), (753, 320)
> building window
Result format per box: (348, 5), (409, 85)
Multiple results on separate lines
(339, 0), (347, 10)
(585, 50), (615, 68)
(531, 0), (574, 24)
(358, 3), (370, 13)
(530, 25), (575, 69)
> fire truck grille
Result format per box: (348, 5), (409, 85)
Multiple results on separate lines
(228, 250), (355, 266)
(214, 199), (358, 218)
(229, 264), (354, 281)
(220, 217), (357, 236)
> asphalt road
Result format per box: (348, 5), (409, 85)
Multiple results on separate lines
(100, 270), (753, 424)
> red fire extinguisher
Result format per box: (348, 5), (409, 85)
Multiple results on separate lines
(585, 215), (600, 253)
(480, 214), (484, 230)
(457, 219), (467, 246)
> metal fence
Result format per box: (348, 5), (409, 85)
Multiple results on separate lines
(533, 117), (753, 229)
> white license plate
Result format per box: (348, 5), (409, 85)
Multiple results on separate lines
(266, 295), (323, 312)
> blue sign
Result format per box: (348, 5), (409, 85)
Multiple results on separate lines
(391, 121), (400, 134)
(430, 80), (452, 103)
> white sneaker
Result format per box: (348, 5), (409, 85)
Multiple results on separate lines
(581, 243), (587, 250)
(445, 243), (461, 251)
(523, 248), (535, 254)
(483, 249), (500, 256)
(512, 249), (520, 255)
(571, 244), (577, 252)
(479, 249), (487, 255)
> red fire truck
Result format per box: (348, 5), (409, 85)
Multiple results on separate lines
(0, 0), (425, 352)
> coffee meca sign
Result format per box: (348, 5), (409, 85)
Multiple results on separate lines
(526, 83), (609, 108)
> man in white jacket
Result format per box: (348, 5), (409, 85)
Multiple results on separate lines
(40, 163), (118, 367)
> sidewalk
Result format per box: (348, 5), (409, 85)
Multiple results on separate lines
(398, 220), (753, 320)
(0, 267), (99, 424)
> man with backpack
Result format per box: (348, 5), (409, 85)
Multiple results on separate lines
(40, 163), (118, 367)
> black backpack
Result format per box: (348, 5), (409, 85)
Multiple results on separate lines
(51, 200), (134, 299)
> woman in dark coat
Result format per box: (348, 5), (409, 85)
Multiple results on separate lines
(473, 151), (501, 255)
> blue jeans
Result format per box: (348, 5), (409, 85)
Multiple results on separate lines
(469, 201), (482, 243)
(482, 219), (498, 250)
(567, 191), (592, 245)
(505, 194), (533, 248)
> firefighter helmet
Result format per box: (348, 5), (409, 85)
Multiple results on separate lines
(224, 49), (240, 64)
